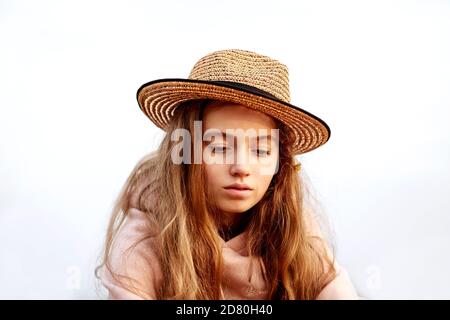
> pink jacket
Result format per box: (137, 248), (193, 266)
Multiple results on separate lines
(99, 207), (360, 300)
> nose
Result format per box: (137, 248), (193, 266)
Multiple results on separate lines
(229, 144), (251, 177)
(230, 163), (251, 177)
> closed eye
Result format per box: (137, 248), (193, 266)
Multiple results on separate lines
(209, 146), (271, 156)
(211, 147), (230, 153)
(253, 149), (271, 157)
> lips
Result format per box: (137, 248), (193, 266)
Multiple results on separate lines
(224, 183), (253, 191)
(223, 184), (253, 199)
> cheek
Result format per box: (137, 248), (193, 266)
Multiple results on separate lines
(255, 153), (280, 176)
(254, 175), (274, 198)
(204, 164), (223, 189)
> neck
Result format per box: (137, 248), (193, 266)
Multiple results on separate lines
(217, 210), (252, 241)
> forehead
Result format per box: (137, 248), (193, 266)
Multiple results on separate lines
(202, 100), (277, 130)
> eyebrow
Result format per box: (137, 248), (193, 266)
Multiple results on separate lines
(204, 129), (276, 142)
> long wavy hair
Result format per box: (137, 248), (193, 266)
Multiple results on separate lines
(95, 99), (337, 299)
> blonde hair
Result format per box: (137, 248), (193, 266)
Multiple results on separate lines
(95, 99), (337, 299)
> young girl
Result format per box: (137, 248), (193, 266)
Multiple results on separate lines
(95, 49), (360, 300)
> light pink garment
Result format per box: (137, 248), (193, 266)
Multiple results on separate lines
(99, 207), (360, 300)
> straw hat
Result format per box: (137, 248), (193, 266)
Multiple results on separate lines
(136, 49), (331, 155)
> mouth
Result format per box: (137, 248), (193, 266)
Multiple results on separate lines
(223, 185), (253, 199)
(223, 184), (253, 191)
(224, 187), (252, 191)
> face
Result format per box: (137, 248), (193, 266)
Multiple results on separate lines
(202, 101), (280, 228)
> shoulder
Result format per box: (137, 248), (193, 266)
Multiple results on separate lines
(100, 207), (162, 299)
(316, 262), (360, 300)
(302, 206), (360, 300)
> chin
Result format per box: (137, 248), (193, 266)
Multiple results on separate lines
(220, 203), (251, 214)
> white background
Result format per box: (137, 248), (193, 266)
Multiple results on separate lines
(1, 0), (449, 299)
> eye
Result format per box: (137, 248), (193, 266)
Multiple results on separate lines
(253, 149), (271, 157)
(211, 146), (229, 153)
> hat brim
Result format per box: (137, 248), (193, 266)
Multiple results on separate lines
(136, 78), (331, 155)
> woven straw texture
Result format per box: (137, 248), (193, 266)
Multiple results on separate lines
(137, 49), (330, 155)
